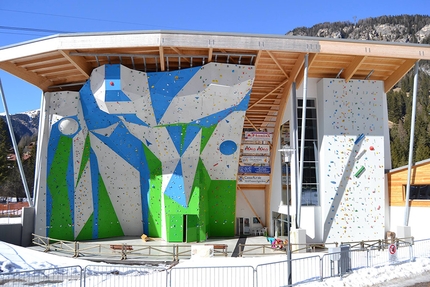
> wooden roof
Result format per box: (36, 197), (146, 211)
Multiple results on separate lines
(0, 30), (429, 132)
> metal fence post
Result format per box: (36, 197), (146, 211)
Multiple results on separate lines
(367, 249), (370, 268)
(409, 242), (415, 262)
(74, 241), (79, 258)
(166, 268), (171, 287)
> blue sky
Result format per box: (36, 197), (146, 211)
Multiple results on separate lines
(0, 0), (428, 113)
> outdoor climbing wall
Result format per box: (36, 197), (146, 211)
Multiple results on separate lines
(34, 63), (255, 242)
(319, 79), (386, 242)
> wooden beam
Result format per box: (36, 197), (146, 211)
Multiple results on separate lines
(343, 56), (366, 82)
(291, 53), (308, 87)
(170, 47), (192, 65)
(319, 40), (430, 60)
(207, 48), (213, 63)
(254, 50), (262, 67)
(237, 186), (264, 226)
(159, 47), (165, 71)
(0, 61), (52, 91)
(267, 51), (289, 79)
(244, 116), (259, 131)
(264, 79), (294, 228)
(58, 50), (92, 78)
(248, 78), (289, 110)
(384, 59), (416, 92)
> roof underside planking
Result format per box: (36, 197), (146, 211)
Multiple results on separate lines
(0, 30), (429, 132)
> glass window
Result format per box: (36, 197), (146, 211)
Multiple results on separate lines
(407, 185), (430, 200)
(298, 99), (319, 206)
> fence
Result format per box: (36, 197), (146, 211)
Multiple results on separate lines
(32, 233), (192, 261)
(2, 238), (430, 287)
(0, 265), (82, 287)
(0, 202), (28, 217)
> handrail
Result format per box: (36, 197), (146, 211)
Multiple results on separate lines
(32, 233), (416, 261)
(32, 234), (193, 261)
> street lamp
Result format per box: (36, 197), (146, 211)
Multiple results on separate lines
(279, 144), (294, 286)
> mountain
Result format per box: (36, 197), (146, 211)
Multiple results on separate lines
(0, 110), (40, 144)
(287, 14), (430, 44)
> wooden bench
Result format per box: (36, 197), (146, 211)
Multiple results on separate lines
(206, 244), (228, 256)
(110, 244), (133, 251)
(110, 244), (133, 260)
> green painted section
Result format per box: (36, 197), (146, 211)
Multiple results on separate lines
(47, 135), (74, 240)
(163, 158), (238, 242)
(200, 125), (217, 152)
(186, 214), (199, 242)
(76, 212), (94, 240)
(164, 163), (203, 242)
(144, 143), (163, 237)
(167, 214), (183, 242)
(97, 173), (124, 238)
(197, 159), (211, 238)
(76, 134), (91, 187)
(207, 180), (237, 237)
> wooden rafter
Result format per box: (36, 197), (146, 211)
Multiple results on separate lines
(159, 47), (165, 71)
(170, 47), (192, 65)
(238, 186), (264, 226)
(58, 50), (92, 78)
(248, 78), (289, 110)
(264, 79), (294, 225)
(0, 61), (52, 91)
(267, 51), (289, 79)
(244, 116), (259, 131)
(384, 59), (417, 92)
(207, 47), (213, 63)
(343, 56), (366, 82)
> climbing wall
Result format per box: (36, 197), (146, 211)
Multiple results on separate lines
(34, 63), (255, 242)
(319, 79), (386, 242)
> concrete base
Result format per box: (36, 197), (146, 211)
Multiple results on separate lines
(397, 225), (412, 241)
(21, 207), (35, 247)
(291, 228), (307, 253)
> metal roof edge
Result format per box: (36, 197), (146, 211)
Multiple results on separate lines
(1, 29), (427, 51)
(387, 158), (430, 174)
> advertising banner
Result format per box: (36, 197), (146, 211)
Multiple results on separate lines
(238, 175), (270, 184)
(244, 132), (273, 142)
(241, 156), (270, 164)
(238, 166), (271, 174)
(242, 144), (270, 155)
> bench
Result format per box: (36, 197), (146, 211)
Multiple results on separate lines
(110, 244), (133, 251)
(110, 244), (133, 260)
(206, 244), (228, 256)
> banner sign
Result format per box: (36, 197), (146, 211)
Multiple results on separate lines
(238, 166), (271, 174)
(244, 132), (272, 142)
(242, 144), (270, 155)
(241, 156), (270, 164)
(238, 175), (270, 184)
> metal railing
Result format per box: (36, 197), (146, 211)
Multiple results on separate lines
(84, 264), (168, 287)
(33, 233), (193, 261)
(169, 265), (255, 287)
(4, 236), (428, 286)
(0, 265), (82, 287)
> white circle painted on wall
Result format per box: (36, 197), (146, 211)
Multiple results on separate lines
(58, 118), (79, 135)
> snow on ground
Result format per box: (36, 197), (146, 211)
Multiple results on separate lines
(299, 257), (430, 287)
(1, 240), (430, 286)
(0, 240), (97, 273)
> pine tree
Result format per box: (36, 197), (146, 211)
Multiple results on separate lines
(0, 118), (11, 184)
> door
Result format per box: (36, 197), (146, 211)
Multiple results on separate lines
(185, 214), (198, 243)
